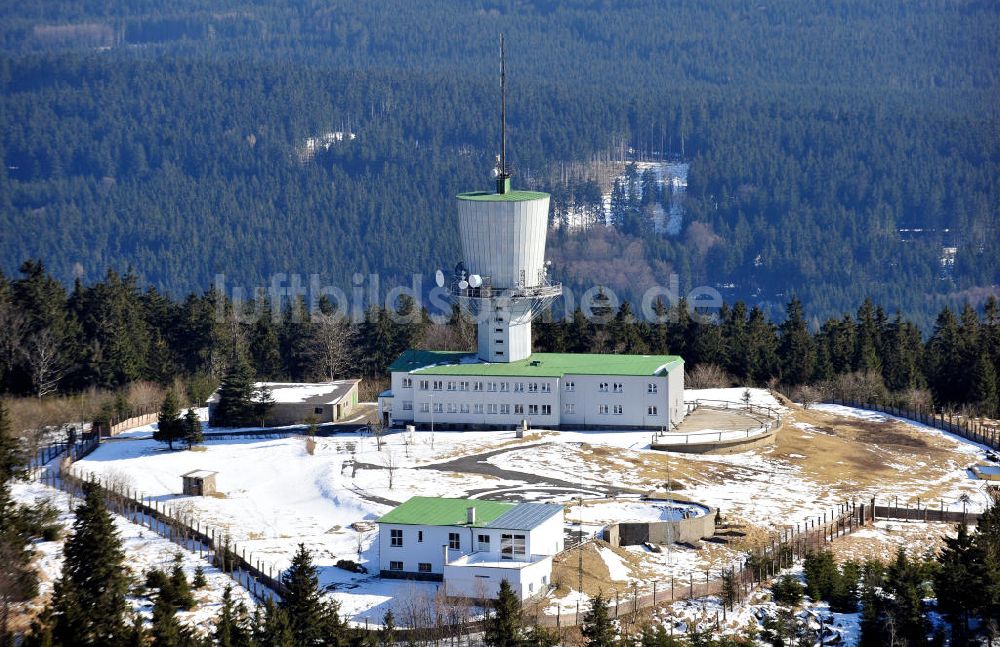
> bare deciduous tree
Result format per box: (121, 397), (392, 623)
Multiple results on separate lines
(382, 449), (397, 489)
(309, 314), (354, 381)
(21, 328), (65, 398)
(685, 363), (732, 389)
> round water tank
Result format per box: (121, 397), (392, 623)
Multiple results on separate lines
(455, 190), (550, 289)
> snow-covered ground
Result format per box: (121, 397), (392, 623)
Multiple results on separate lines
(58, 387), (989, 628)
(568, 500), (708, 525)
(10, 479), (254, 633)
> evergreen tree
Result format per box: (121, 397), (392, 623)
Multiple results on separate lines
(181, 408), (203, 449)
(155, 389), (184, 450)
(720, 569), (738, 609)
(215, 584), (253, 647)
(580, 592), (615, 647)
(778, 297), (816, 385)
(280, 543), (323, 646)
(125, 612), (145, 647)
(55, 482), (129, 646)
(256, 599), (294, 647)
(211, 354), (257, 427)
(484, 579), (522, 647)
(377, 610), (396, 647)
(168, 554), (195, 610)
(249, 294), (284, 380)
(253, 383), (275, 427)
(971, 352), (998, 418)
(150, 591), (196, 647)
(933, 523), (985, 644)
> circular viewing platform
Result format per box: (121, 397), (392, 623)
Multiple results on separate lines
(650, 400), (782, 454)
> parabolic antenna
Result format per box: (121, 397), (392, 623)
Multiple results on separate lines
(458, 280), (469, 290)
(468, 274), (483, 288)
(435, 269), (445, 288)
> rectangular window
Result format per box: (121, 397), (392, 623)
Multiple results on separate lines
(402, 401), (413, 411)
(390, 529), (403, 547)
(495, 328), (503, 333)
(613, 383), (623, 393)
(419, 380), (429, 390)
(389, 561), (403, 571)
(314, 406), (324, 415)
(495, 338), (504, 345)
(500, 404), (511, 415)
(488, 404), (498, 414)
(599, 382), (608, 392)
(528, 383), (538, 393)
(449, 533), (461, 550)
(418, 563), (432, 573)
(495, 351), (504, 357)
(473, 381), (483, 392)
(460, 403), (470, 413)
(564, 403), (575, 414)
(477, 534), (491, 552)
(614, 405), (623, 415)
(495, 317), (504, 323)
(647, 383), (658, 394)
(514, 404), (524, 414)
(499, 382), (509, 392)
(514, 383), (524, 393)
(474, 403), (484, 414)
(500, 533), (526, 559)
(447, 381), (456, 391)
(433, 380), (443, 391)
(541, 383), (551, 393)
(487, 382), (497, 392)
(647, 406), (658, 416)
(418, 531), (423, 542)
(447, 403), (457, 413)
(541, 405), (551, 415)
(402, 377), (412, 388)
(460, 381), (469, 391)
(599, 405), (609, 415)
(565, 381), (575, 392)
(433, 403), (443, 413)
(420, 403), (430, 413)
(528, 404), (538, 415)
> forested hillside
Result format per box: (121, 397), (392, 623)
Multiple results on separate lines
(1, 0), (997, 329)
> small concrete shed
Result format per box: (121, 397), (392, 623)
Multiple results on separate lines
(182, 470), (218, 496)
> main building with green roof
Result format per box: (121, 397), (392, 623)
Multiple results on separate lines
(377, 141), (685, 430)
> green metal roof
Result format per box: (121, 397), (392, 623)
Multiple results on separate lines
(377, 496), (514, 527)
(389, 350), (471, 373)
(392, 351), (683, 377)
(456, 190), (549, 202)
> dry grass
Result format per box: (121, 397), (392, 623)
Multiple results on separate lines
(305, 437), (317, 455)
(207, 492), (228, 499)
(189, 445), (208, 452)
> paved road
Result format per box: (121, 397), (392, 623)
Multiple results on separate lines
(414, 442), (644, 501)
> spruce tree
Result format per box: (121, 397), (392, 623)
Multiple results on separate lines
(778, 297), (816, 386)
(155, 389), (183, 449)
(256, 599), (294, 647)
(280, 543), (323, 646)
(971, 353), (998, 418)
(211, 354), (257, 427)
(377, 610), (396, 647)
(254, 383), (275, 427)
(581, 592), (615, 647)
(484, 579), (522, 647)
(216, 584), (252, 647)
(181, 408), (203, 449)
(55, 482), (129, 645)
(168, 554), (195, 609)
(150, 592), (188, 647)
(934, 523), (985, 643)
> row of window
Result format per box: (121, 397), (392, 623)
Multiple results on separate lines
(388, 529), (527, 558)
(398, 403), (659, 416)
(400, 377), (659, 395)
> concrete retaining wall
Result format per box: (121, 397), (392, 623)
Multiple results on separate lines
(603, 507), (717, 546)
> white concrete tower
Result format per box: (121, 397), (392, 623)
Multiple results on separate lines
(451, 35), (561, 362)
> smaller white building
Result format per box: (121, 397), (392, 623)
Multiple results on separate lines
(376, 496), (564, 600)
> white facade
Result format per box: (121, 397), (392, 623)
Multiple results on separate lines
(383, 355), (685, 430)
(456, 195), (550, 290)
(376, 499), (564, 600)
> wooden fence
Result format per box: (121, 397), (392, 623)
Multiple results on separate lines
(825, 399), (1000, 451)
(529, 500), (869, 628)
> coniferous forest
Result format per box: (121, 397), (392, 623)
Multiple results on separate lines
(1, 261), (998, 418)
(0, 1), (997, 330)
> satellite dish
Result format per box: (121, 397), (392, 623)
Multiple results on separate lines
(458, 280), (469, 290)
(469, 274), (483, 288)
(435, 269), (445, 288)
